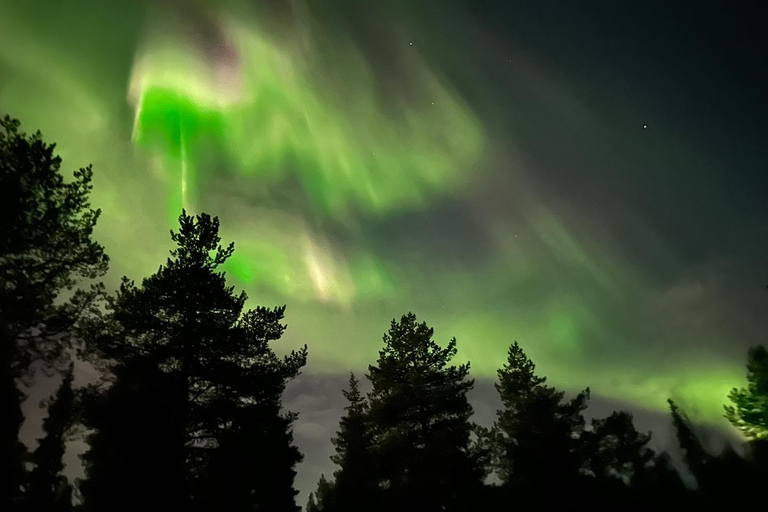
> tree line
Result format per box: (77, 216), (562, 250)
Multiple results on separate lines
(2, 114), (767, 511)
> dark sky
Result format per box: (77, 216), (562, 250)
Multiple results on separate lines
(2, 0), (767, 505)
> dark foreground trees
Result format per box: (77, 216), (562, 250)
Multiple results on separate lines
(310, 313), (488, 512)
(7, 114), (768, 511)
(313, 334), (692, 510)
(78, 212), (307, 511)
(1, 115), (107, 511)
(490, 341), (686, 507)
(26, 366), (75, 512)
(306, 374), (379, 512)
(659, 343), (768, 507)
(725, 345), (768, 441)
(492, 341), (590, 494)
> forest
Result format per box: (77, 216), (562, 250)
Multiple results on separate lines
(2, 114), (767, 512)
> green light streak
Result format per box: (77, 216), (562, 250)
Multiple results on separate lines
(129, 9), (485, 220)
(0, 0), (755, 429)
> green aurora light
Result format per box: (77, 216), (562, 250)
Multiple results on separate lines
(0, 0), (761, 433)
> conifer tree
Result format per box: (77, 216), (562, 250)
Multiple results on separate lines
(1, 115), (107, 510)
(669, 399), (709, 483)
(668, 398), (760, 506)
(308, 374), (380, 512)
(492, 341), (589, 495)
(364, 313), (486, 512)
(80, 211), (306, 511)
(725, 345), (768, 441)
(26, 366), (75, 512)
(306, 475), (334, 512)
(78, 361), (188, 512)
(582, 411), (656, 485)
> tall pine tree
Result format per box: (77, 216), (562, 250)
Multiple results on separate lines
(1, 115), (107, 510)
(80, 211), (306, 511)
(308, 374), (380, 512)
(364, 313), (486, 512)
(492, 341), (589, 498)
(25, 365), (75, 512)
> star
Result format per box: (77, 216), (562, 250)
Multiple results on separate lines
(642, 124), (648, 129)
(409, 42), (413, 46)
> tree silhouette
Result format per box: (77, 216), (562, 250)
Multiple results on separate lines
(364, 313), (487, 512)
(580, 409), (688, 505)
(669, 399), (709, 485)
(25, 365), (75, 512)
(79, 360), (188, 512)
(308, 374), (381, 512)
(668, 398), (759, 507)
(582, 411), (656, 485)
(493, 342), (686, 506)
(0, 115), (107, 510)
(306, 474), (335, 512)
(492, 341), (589, 498)
(725, 345), (768, 441)
(79, 211), (306, 511)
(201, 406), (303, 512)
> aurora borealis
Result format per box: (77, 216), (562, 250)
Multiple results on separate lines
(3, 0), (767, 502)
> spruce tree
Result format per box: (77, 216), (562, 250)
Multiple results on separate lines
(1, 115), (107, 510)
(492, 342), (589, 496)
(80, 211), (306, 511)
(365, 313), (486, 512)
(331, 374), (379, 510)
(669, 399), (709, 484)
(309, 374), (380, 512)
(26, 366), (75, 512)
(306, 475), (334, 512)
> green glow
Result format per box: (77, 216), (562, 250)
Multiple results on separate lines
(0, 0), (755, 434)
(129, 8), (485, 220)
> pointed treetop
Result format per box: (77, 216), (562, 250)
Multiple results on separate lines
(495, 341), (550, 403)
(342, 373), (364, 409)
(169, 210), (234, 269)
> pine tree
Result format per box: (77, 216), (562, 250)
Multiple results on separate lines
(669, 399), (709, 484)
(331, 374), (379, 510)
(25, 366), (75, 512)
(668, 398), (767, 506)
(78, 360), (188, 512)
(582, 411), (656, 485)
(492, 342), (589, 497)
(1, 115), (107, 510)
(309, 374), (381, 512)
(724, 345), (768, 441)
(364, 313), (486, 512)
(306, 475), (334, 512)
(579, 409), (691, 505)
(80, 211), (306, 511)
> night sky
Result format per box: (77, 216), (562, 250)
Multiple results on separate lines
(2, 0), (767, 503)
